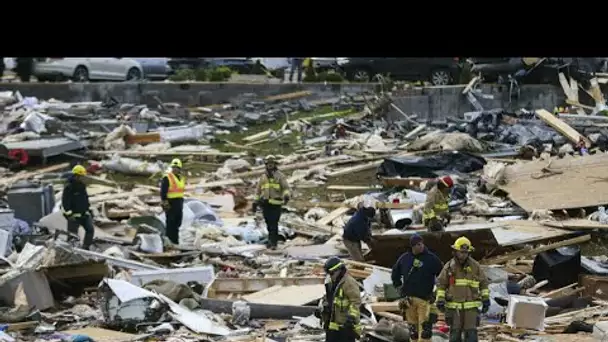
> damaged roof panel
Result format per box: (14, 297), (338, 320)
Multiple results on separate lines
(501, 154), (608, 211)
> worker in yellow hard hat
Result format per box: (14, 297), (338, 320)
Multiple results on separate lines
(436, 236), (489, 342)
(252, 155), (290, 250)
(160, 158), (185, 244)
(61, 164), (94, 250)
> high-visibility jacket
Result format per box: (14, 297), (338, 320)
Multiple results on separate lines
(255, 171), (290, 206)
(422, 185), (449, 222)
(165, 172), (185, 199)
(326, 273), (362, 335)
(435, 257), (489, 310)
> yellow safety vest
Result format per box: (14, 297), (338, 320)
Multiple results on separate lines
(166, 172), (185, 199)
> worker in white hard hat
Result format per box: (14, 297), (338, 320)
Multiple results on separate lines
(160, 158), (185, 244)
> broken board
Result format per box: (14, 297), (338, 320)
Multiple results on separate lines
(242, 284), (325, 306)
(501, 154), (608, 211)
(535, 109), (591, 146)
(62, 327), (135, 341)
(317, 207), (350, 226)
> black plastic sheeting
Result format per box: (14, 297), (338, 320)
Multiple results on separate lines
(448, 109), (568, 150)
(376, 150), (487, 178)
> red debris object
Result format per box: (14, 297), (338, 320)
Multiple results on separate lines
(8, 149), (29, 165)
(86, 162), (103, 174)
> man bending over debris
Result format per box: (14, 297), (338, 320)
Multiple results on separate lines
(315, 256), (361, 342)
(252, 155), (290, 250)
(61, 165), (94, 250)
(392, 234), (442, 342)
(423, 176), (453, 232)
(160, 158), (185, 245)
(436, 236), (489, 342)
(342, 199), (376, 261)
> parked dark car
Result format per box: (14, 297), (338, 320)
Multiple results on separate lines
(338, 58), (462, 85)
(168, 58), (205, 71)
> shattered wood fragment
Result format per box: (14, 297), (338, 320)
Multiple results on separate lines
(482, 234), (591, 265)
(326, 160), (383, 177)
(0, 162), (69, 186)
(535, 109), (591, 145)
(317, 207), (350, 226)
(539, 283), (581, 299)
(289, 200), (414, 210)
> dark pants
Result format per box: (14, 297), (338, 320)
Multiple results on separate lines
(290, 59), (303, 82)
(67, 215), (94, 250)
(446, 309), (479, 342)
(262, 202), (282, 247)
(325, 329), (355, 342)
(165, 198), (184, 244)
(426, 218), (445, 232)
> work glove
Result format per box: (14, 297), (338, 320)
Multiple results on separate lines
(343, 315), (355, 330)
(283, 194), (290, 204)
(442, 213), (451, 225)
(251, 200), (259, 213)
(314, 307), (322, 319)
(481, 299), (490, 314)
(398, 297), (410, 311)
(161, 200), (170, 211)
(436, 299), (446, 313)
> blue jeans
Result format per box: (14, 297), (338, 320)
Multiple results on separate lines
(290, 58), (303, 82)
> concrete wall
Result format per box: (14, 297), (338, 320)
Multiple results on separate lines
(389, 84), (566, 122)
(0, 82), (565, 120)
(0, 82), (375, 107)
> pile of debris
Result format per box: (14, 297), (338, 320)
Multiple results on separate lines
(3, 77), (608, 341)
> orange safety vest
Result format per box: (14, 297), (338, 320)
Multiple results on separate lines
(166, 172), (185, 199)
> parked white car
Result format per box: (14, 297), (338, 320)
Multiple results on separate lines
(34, 58), (144, 82)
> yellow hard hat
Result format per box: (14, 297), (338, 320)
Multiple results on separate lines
(452, 236), (474, 252)
(264, 155), (276, 163)
(171, 158), (182, 168)
(72, 165), (87, 176)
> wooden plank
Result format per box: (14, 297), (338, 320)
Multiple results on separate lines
(380, 177), (427, 188)
(540, 283), (579, 299)
(317, 207), (350, 226)
(236, 155), (349, 178)
(209, 277), (324, 294)
(289, 200), (414, 210)
(344, 259), (392, 272)
(558, 73), (574, 99)
(187, 178), (244, 190)
(326, 185), (382, 191)
(542, 219), (608, 231)
(501, 154), (608, 211)
(482, 234), (591, 265)
(565, 99), (595, 111)
(62, 327), (135, 340)
(535, 109), (591, 145)
(242, 129), (273, 142)
(88, 150), (240, 157)
(370, 301), (400, 313)
(326, 160), (383, 177)
(462, 76), (480, 95)
(580, 274), (608, 300)
(569, 78), (586, 115)
(590, 78), (606, 106)
(0, 162), (69, 186)
(242, 284), (325, 306)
